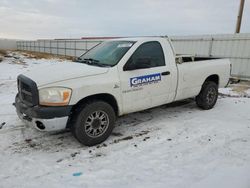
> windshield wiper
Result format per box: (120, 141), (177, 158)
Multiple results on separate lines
(83, 58), (100, 63)
(75, 58), (99, 63)
(75, 58), (110, 67)
(88, 61), (111, 67)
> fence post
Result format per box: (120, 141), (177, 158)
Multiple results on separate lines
(74, 40), (76, 57)
(57, 41), (59, 55)
(65, 41), (66, 56)
(50, 40), (52, 54)
(38, 40), (41, 52)
(208, 37), (214, 57)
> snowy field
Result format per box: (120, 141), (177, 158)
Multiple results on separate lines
(0, 51), (250, 188)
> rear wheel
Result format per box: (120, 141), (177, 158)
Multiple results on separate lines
(71, 100), (116, 146)
(196, 81), (218, 110)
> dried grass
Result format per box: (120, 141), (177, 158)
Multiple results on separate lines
(230, 81), (250, 96)
(232, 85), (250, 93)
(0, 50), (7, 56)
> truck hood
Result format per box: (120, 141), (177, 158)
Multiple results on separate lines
(23, 62), (109, 87)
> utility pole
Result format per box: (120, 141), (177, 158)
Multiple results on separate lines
(235, 0), (245, 33)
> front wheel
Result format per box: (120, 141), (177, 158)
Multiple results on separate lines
(71, 101), (116, 146)
(195, 81), (218, 110)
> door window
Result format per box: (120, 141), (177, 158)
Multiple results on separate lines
(124, 41), (165, 70)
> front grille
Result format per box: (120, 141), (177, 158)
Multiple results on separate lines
(17, 75), (39, 106)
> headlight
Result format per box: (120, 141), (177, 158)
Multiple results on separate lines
(39, 87), (72, 106)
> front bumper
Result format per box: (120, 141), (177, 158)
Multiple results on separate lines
(15, 95), (73, 131)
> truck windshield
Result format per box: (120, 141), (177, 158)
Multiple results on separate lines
(77, 41), (135, 67)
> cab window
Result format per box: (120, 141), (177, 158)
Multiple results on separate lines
(124, 41), (165, 70)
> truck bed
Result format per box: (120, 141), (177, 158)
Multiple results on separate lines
(175, 54), (221, 64)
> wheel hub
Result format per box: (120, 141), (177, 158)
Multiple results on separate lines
(207, 87), (216, 104)
(84, 110), (109, 138)
(92, 119), (101, 129)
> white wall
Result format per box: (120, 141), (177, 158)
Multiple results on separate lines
(17, 39), (103, 57)
(171, 33), (250, 80)
(17, 34), (250, 80)
(0, 38), (17, 50)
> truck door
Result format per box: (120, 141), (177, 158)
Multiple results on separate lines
(119, 41), (172, 114)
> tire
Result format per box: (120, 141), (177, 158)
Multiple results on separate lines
(195, 81), (218, 110)
(71, 100), (116, 146)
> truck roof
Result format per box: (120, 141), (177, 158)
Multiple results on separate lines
(109, 36), (168, 42)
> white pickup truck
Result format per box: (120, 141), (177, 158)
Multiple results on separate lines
(15, 37), (231, 146)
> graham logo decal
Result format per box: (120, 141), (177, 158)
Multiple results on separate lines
(130, 73), (161, 87)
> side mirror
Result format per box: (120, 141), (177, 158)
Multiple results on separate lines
(123, 58), (151, 71)
(135, 58), (151, 69)
(123, 63), (134, 71)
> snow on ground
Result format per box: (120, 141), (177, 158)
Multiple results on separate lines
(0, 51), (250, 188)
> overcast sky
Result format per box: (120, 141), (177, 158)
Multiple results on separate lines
(0, 0), (249, 39)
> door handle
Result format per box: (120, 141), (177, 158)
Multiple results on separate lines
(161, 71), (170, 76)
